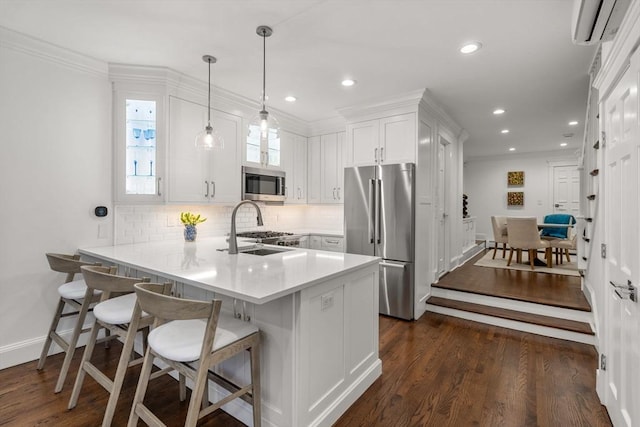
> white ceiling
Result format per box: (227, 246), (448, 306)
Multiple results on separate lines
(0, 0), (596, 159)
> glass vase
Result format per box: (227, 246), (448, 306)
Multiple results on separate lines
(184, 225), (197, 242)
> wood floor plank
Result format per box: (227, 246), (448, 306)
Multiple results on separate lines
(434, 250), (591, 312)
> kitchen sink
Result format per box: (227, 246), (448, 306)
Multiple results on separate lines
(218, 245), (293, 256)
(240, 247), (292, 256)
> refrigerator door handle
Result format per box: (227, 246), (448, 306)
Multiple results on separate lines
(368, 179), (375, 243)
(380, 261), (406, 269)
(376, 178), (382, 244)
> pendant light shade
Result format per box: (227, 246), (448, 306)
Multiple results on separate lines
(195, 55), (224, 150)
(249, 26), (280, 146)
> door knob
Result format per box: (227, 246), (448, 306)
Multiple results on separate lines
(554, 204), (560, 208)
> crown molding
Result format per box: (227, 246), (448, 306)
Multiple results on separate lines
(419, 89), (463, 138)
(0, 25), (107, 77)
(337, 88), (426, 121)
(464, 149), (578, 163)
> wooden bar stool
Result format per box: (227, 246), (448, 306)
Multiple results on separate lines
(37, 253), (103, 393)
(128, 282), (261, 427)
(68, 265), (166, 427)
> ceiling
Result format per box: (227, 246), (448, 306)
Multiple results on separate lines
(0, 0), (597, 159)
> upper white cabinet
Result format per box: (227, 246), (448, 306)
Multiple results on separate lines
(346, 113), (416, 166)
(168, 96), (241, 204)
(321, 132), (345, 204)
(114, 90), (166, 203)
(308, 131), (345, 204)
(280, 131), (307, 204)
(244, 121), (281, 169)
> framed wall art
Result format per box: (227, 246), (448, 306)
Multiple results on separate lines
(507, 191), (524, 206)
(507, 171), (524, 186)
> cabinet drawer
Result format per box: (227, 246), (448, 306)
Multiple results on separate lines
(310, 236), (322, 250)
(321, 236), (344, 252)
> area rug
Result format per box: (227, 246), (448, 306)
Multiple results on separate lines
(473, 251), (580, 276)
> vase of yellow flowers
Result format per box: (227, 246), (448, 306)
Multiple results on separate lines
(180, 212), (206, 242)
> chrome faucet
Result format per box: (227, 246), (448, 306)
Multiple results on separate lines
(229, 200), (264, 254)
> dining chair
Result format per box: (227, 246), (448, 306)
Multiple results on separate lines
(550, 231), (577, 264)
(68, 265), (161, 427)
(38, 253), (103, 393)
(506, 217), (552, 270)
(540, 213), (576, 239)
(490, 216), (509, 259)
(127, 282), (262, 427)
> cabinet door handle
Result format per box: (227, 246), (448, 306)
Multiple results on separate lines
(326, 239), (340, 244)
(333, 187), (337, 199)
(285, 186), (288, 197)
(380, 147), (384, 162)
(266, 151), (270, 166)
(374, 147), (378, 162)
(157, 177), (162, 196)
(211, 181), (215, 198)
(337, 187), (341, 200)
(204, 180), (209, 198)
(297, 187), (301, 199)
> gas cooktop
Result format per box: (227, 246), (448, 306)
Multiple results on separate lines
(236, 231), (294, 239)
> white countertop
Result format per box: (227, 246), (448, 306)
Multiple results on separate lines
(80, 237), (378, 304)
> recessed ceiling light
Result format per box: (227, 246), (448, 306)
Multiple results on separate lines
(285, 96), (297, 102)
(560, 142), (568, 147)
(568, 121), (578, 126)
(460, 42), (482, 54)
(501, 129), (510, 134)
(509, 147), (516, 151)
(493, 109), (505, 115)
(341, 79), (356, 87)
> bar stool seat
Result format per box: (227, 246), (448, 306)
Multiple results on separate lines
(149, 317), (258, 362)
(58, 279), (102, 300)
(93, 293), (143, 325)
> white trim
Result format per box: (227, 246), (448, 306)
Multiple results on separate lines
(426, 304), (596, 345)
(0, 25), (107, 77)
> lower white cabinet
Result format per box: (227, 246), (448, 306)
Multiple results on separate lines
(168, 96), (241, 203)
(309, 235), (344, 252)
(462, 217), (476, 252)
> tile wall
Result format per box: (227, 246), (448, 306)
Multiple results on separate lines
(114, 204), (344, 244)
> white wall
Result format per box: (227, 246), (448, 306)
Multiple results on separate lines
(0, 29), (112, 368)
(463, 151), (578, 242)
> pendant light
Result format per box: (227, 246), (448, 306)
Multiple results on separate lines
(249, 25), (280, 149)
(195, 55), (224, 150)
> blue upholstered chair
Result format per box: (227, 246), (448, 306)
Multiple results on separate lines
(540, 214), (576, 239)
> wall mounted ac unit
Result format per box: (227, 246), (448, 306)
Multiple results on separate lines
(572, 0), (631, 45)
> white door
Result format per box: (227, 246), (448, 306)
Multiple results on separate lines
(307, 136), (321, 203)
(602, 60), (640, 427)
(320, 133), (339, 204)
(208, 110), (241, 203)
(436, 137), (449, 277)
(293, 134), (307, 203)
(279, 131), (296, 203)
(553, 165), (580, 215)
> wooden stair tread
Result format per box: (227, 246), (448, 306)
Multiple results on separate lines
(426, 296), (594, 335)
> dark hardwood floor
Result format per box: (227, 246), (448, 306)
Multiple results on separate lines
(434, 250), (591, 311)
(1, 250), (607, 426)
(335, 314), (611, 427)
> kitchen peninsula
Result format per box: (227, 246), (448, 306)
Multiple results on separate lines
(80, 237), (381, 427)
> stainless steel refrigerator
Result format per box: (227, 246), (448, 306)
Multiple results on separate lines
(344, 163), (415, 320)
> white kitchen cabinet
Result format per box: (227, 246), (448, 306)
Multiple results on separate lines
(320, 132), (345, 204)
(168, 96), (240, 204)
(321, 236), (344, 252)
(308, 132), (345, 204)
(462, 217), (476, 252)
(114, 91), (166, 203)
(309, 235), (322, 249)
(244, 120), (281, 169)
(281, 131), (307, 204)
(346, 113), (416, 166)
(307, 136), (322, 203)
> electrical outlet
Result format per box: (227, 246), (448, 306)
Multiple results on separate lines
(321, 293), (334, 311)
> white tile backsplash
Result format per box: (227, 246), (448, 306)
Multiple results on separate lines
(114, 204), (344, 244)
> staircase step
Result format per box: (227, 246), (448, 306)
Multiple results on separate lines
(426, 296), (594, 336)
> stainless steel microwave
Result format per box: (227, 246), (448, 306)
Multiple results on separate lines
(242, 166), (286, 203)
